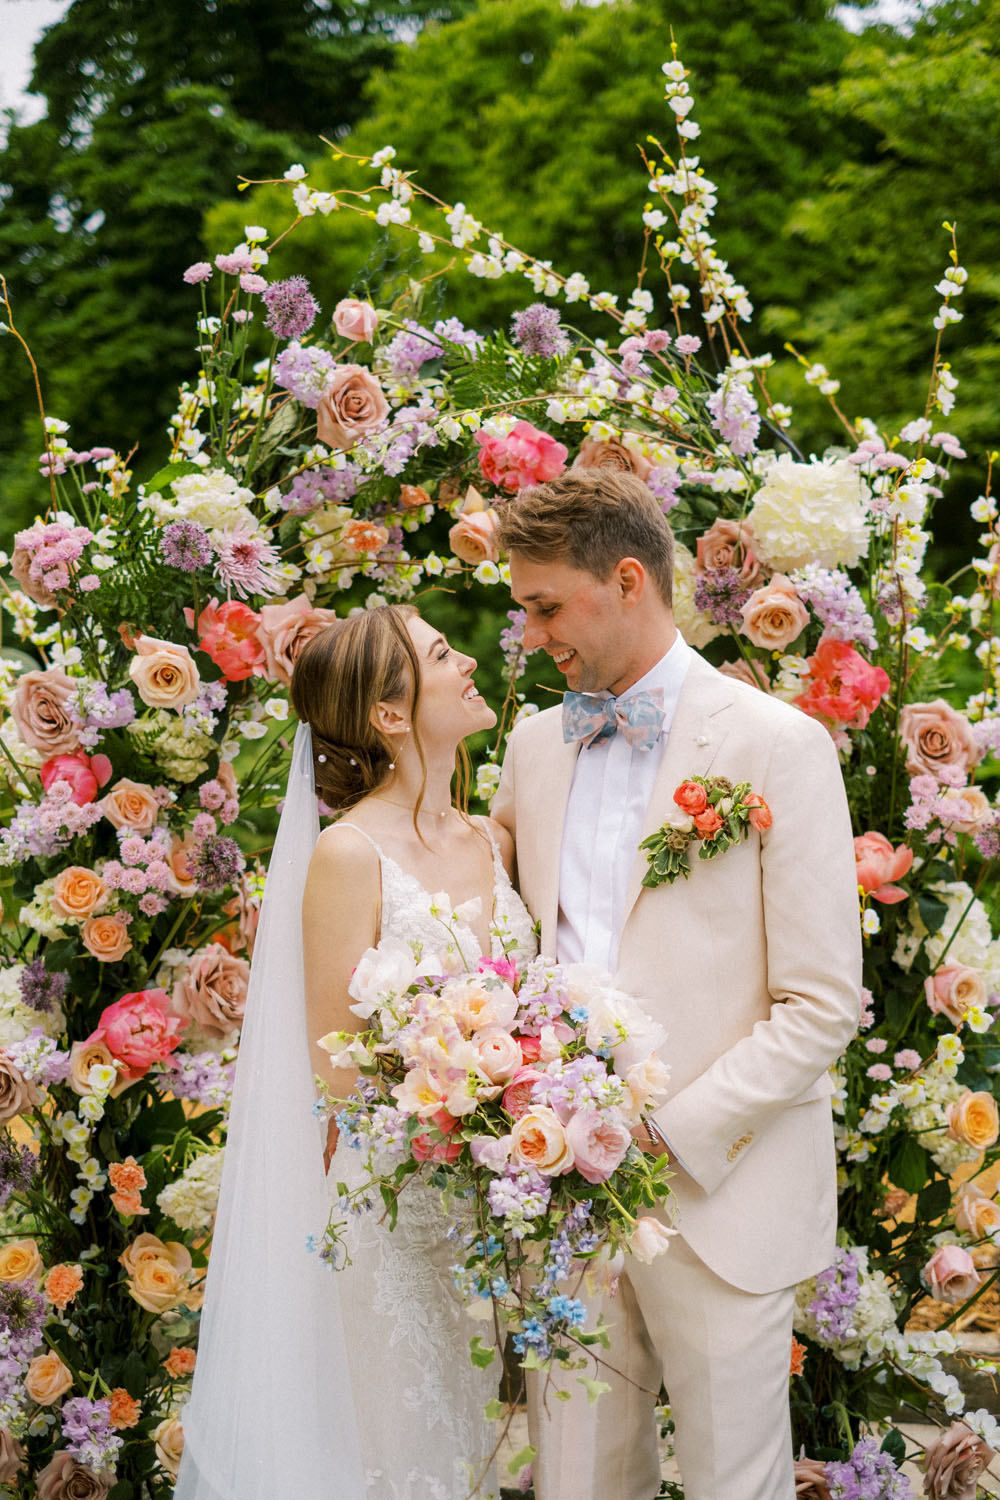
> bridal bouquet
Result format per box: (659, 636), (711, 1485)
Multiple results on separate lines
(315, 923), (674, 1393)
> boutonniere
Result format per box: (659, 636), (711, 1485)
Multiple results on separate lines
(639, 775), (772, 888)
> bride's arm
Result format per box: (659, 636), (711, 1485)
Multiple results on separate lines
(302, 824), (381, 1166)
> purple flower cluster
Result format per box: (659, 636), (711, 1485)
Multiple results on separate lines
(904, 770), (978, 846)
(0, 1134), (37, 1210)
(184, 679), (228, 734)
(280, 463), (361, 515)
(693, 565), (752, 626)
(190, 834), (246, 892)
(156, 1051), (235, 1108)
(102, 826), (176, 916)
(533, 1055), (619, 1116)
(536, 1200), (598, 1299)
(823, 1437), (914, 1499)
(433, 317), (484, 356)
(706, 380), (760, 458)
(73, 682), (136, 751)
(18, 957), (69, 1013)
(513, 964), (571, 1036)
(6, 1031), (71, 1088)
(383, 321), (442, 384)
(371, 403), (440, 479)
(0, 1281), (46, 1361)
(808, 1248), (861, 1345)
(262, 276), (320, 342)
(13, 520), (93, 596)
(62, 1396), (123, 1471)
(500, 609), (527, 681)
(510, 304), (570, 359)
(486, 1167), (552, 1238)
(645, 465), (682, 513)
(790, 565), (877, 651)
(274, 342), (339, 408)
(160, 520), (213, 572)
(0, 783), (103, 864)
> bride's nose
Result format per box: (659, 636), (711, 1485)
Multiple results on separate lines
(459, 652), (477, 674)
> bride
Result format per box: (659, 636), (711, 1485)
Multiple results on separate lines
(174, 604), (536, 1500)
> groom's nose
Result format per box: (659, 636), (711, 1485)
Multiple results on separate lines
(521, 618), (548, 652)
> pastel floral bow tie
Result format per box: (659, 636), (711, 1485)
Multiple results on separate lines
(562, 688), (665, 751)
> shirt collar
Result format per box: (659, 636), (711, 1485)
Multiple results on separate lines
(617, 631), (692, 718)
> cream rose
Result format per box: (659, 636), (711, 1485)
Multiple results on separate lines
(573, 435), (651, 482)
(172, 942), (250, 1037)
(36, 1451), (113, 1500)
(25, 1350), (74, 1405)
(100, 778), (160, 834)
(898, 698), (981, 782)
(81, 913), (132, 964)
(11, 668), (81, 757)
(627, 1216), (676, 1264)
(448, 510), (501, 566)
(51, 866), (108, 921)
(0, 1238), (43, 1284)
(255, 594), (339, 687)
(316, 365), (389, 450)
(128, 634), (201, 710)
(740, 574), (810, 651)
(0, 1426), (26, 1486)
(954, 1182), (1000, 1239)
(153, 1416), (185, 1478)
(120, 1232), (193, 1314)
(471, 1027), (523, 1084)
(946, 1089), (1000, 1151)
(510, 1106), (575, 1176)
(938, 785), (992, 833)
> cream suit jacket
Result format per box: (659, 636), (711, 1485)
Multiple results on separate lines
(492, 651), (863, 1294)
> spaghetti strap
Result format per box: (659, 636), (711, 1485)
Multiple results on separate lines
(474, 815), (504, 875)
(327, 820), (386, 860)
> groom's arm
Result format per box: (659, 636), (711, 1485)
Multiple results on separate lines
(651, 709), (862, 1196)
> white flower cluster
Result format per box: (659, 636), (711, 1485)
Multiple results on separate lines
(894, 881), (1000, 992)
(157, 1150), (225, 1231)
(140, 467), (258, 535)
(747, 455), (870, 572)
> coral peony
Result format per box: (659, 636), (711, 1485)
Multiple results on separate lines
(475, 420), (568, 493)
(40, 751), (112, 806)
(853, 832), (913, 903)
(193, 598), (266, 681)
(87, 990), (185, 1081)
(795, 639), (889, 730)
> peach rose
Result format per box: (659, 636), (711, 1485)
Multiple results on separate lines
(25, 1350), (74, 1405)
(0, 1426), (26, 1486)
(449, 509), (501, 565)
(44, 1263), (85, 1309)
(173, 942), (250, 1037)
(51, 866), (108, 921)
(925, 966), (987, 1026)
(793, 1457), (831, 1500)
(68, 1039), (130, 1098)
(673, 780), (707, 816)
(36, 1451), (113, 1500)
(128, 633), (201, 710)
(954, 1182), (1000, 1239)
(924, 1418), (996, 1499)
(938, 785), (992, 834)
(510, 1106), (575, 1175)
(573, 436), (651, 482)
(165, 833), (199, 897)
(120, 1232), (193, 1314)
(399, 484), (431, 510)
(100, 778), (160, 834)
(0, 1053), (43, 1124)
(718, 657), (771, 691)
(472, 1027), (524, 1084)
(740, 574), (810, 651)
(255, 594), (340, 686)
(81, 913), (132, 964)
(332, 297), (378, 343)
(899, 698), (982, 782)
(694, 517), (765, 588)
(923, 1243), (981, 1303)
(946, 1090), (999, 1151)
(153, 1416), (185, 1478)
(0, 1237), (43, 1284)
(11, 668), (81, 756)
(853, 831), (913, 904)
(316, 365), (389, 449)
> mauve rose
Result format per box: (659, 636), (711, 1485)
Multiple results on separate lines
(128, 633), (201, 710)
(81, 913), (132, 964)
(924, 1420), (996, 1499)
(40, 751), (113, 805)
(564, 1108), (632, 1184)
(36, 1450), (114, 1500)
(255, 594), (339, 687)
(853, 831), (913, 903)
(925, 965), (987, 1026)
(25, 1350), (74, 1405)
(0, 1053), (43, 1124)
(740, 574), (810, 651)
(173, 942), (250, 1037)
(793, 1457), (831, 1499)
(87, 990), (185, 1081)
(449, 509), (501, 566)
(673, 780), (707, 816)
(472, 1027), (524, 1084)
(0, 1426), (26, 1486)
(946, 1090), (999, 1151)
(627, 1216), (676, 1264)
(11, 668), (81, 756)
(899, 698), (981, 782)
(502, 1066), (544, 1119)
(923, 1243), (981, 1303)
(100, 778), (160, 834)
(51, 866), (108, 920)
(332, 297), (378, 343)
(511, 1105), (575, 1175)
(573, 435), (651, 482)
(694, 517), (765, 587)
(954, 1182), (1000, 1238)
(718, 657), (771, 691)
(316, 365), (389, 450)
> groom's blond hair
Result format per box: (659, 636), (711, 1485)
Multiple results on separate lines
(496, 469), (674, 605)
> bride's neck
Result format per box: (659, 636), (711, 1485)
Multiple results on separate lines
(378, 741), (456, 814)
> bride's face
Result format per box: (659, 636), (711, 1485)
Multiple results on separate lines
(405, 616), (496, 743)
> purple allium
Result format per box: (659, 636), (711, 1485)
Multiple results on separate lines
(0, 1134), (37, 1210)
(191, 835), (246, 892)
(693, 565), (753, 626)
(18, 957), (69, 1013)
(0, 1282), (46, 1361)
(160, 520), (213, 572)
(510, 303), (570, 359)
(212, 526), (284, 599)
(262, 276), (320, 341)
(823, 1437), (914, 1499)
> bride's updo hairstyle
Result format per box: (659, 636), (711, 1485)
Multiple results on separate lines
(289, 604), (425, 812)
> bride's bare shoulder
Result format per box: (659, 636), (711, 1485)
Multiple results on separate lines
(310, 819), (381, 881)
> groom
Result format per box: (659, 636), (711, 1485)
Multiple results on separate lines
(492, 469), (861, 1500)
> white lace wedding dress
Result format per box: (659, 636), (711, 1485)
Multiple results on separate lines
(328, 820), (537, 1500)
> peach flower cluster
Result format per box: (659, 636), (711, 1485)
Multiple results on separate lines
(43, 1262), (85, 1309)
(163, 1346), (197, 1378)
(119, 1232), (193, 1314)
(108, 1155), (149, 1216)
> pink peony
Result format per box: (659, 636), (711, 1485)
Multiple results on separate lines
(922, 1244), (981, 1304)
(853, 831), (914, 903)
(40, 752), (113, 806)
(564, 1108), (632, 1184)
(87, 990), (186, 1082)
(332, 298), (378, 343)
(795, 639), (890, 730)
(192, 599), (266, 682)
(475, 420), (568, 493)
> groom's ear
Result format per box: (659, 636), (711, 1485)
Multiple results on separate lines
(614, 557), (646, 606)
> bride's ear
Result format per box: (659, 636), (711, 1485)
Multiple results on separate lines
(370, 699), (410, 737)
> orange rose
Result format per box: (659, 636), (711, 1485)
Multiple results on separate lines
(946, 1090), (999, 1151)
(81, 913), (132, 963)
(25, 1350), (74, 1405)
(316, 365), (389, 450)
(44, 1263), (84, 1309)
(120, 1232), (192, 1313)
(673, 780), (708, 816)
(448, 509), (501, 566)
(693, 806), (724, 839)
(100, 778), (160, 834)
(51, 866), (108, 920)
(344, 518), (389, 554)
(0, 1238), (43, 1284)
(740, 574), (810, 651)
(128, 634), (201, 710)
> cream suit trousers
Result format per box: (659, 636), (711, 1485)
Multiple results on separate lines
(527, 1233), (796, 1500)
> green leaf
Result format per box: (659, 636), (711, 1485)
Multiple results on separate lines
(880, 1427), (906, 1465)
(578, 1376), (612, 1403)
(507, 1445), (536, 1477)
(914, 890), (949, 935)
(916, 1177), (950, 1222)
(888, 1136), (930, 1194)
(142, 460), (203, 494)
(469, 1337), (496, 1369)
(483, 1398), (507, 1421)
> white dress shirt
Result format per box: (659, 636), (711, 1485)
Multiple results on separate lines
(556, 633), (692, 973)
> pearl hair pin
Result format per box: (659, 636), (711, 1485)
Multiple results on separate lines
(317, 754), (327, 763)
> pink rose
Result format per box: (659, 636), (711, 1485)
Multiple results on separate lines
(475, 420), (568, 493)
(925, 966), (987, 1026)
(472, 1027), (524, 1084)
(254, 594), (339, 687)
(87, 989), (186, 1081)
(573, 436), (651, 482)
(740, 574), (810, 651)
(503, 1066), (544, 1119)
(100, 778), (161, 834)
(694, 518), (765, 588)
(449, 509), (501, 566)
(564, 1108), (632, 1184)
(923, 1243), (981, 1303)
(172, 942), (250, 1037)
(795, 640), (890, 730)
(316, 365), (389, 450)
(11, 668), (81, 756)
(718, 657), (771, 692)
(924, 1419), (996, 1499)
(332, 298), (378, 343)
(40, 752), (112, 805)
(193, 599), (266, 682)
(853, 831), (914, 903)
(128, 633), (201, 710)
(953, 1182), (1000, 1239)
(510, 1105), (575, 1175)
(899, 698), (982, 782)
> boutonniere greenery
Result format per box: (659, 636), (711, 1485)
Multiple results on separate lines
(639, 775), (772, 888)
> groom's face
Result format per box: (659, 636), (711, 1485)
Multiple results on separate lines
(509, 555), (634, 695)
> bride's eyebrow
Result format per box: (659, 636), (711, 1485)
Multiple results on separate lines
(426, 635), (447, 657)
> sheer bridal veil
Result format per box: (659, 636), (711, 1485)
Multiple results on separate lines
(174, 721), (365, 1500)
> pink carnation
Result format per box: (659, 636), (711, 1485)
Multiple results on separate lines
(86, 990), (186, 1082)
(475, 420), (568, 493)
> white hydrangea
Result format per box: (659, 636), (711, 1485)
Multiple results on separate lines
(670, 542), (723, 649)
(747, 454), (870, 571)
(793, 1245), (899, 1370)
(894, 880), (1000, 990)
(0, 963), (65, 1045)
(140, 468), (257, 534)
(157, 1151), (225, 1231)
